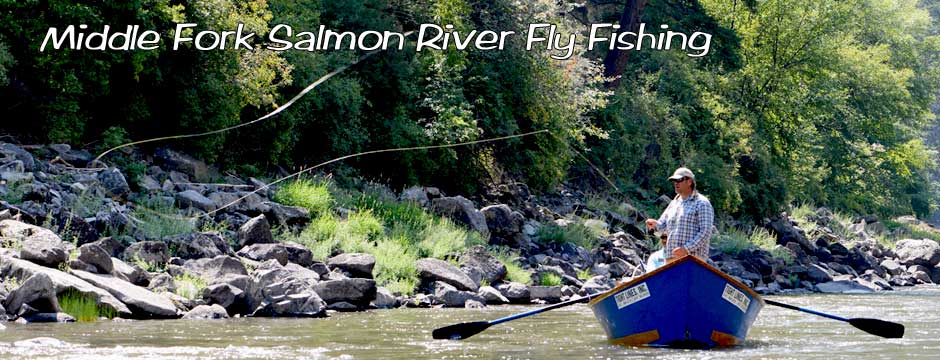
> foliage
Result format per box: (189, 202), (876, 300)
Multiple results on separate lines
(274, 179), (334, 216)
(538, 272), (562, 286)
(490, 246), (531, 285)
(58, 289), (117, 322)
(536, 219), (603, 249)
(577, 268), (593, 281)
(130, 197), (196, 240)
(174, 273), (207, 300)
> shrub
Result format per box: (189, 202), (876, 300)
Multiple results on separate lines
(712, 227), (751, 256)
(536, 219), (602, 249)
(174, 273), (207, 300)
(539, 272), (562, 286)
(274, 179), (333, 216)
(58, 289), (116, 322)
(491, 246), (531, 285)
(131, 197), (196, 240)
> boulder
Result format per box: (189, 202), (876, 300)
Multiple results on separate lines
(183, 256), (248, 283)
(264, 202), (309, 227)
(155, 148), (210, 182)
(0, 255), (131, 316)
(0, 143), (37, 171)
(496, 282), (530, 303)
(237, 243), (313, 267)
(19, 312), (76, 323)
(208, 191), (270, 215)
(880, 259), (903, 276)
(3, 272), (60, 315)
(98, 168), (130, 200)
(89, 236), (126, 257)
(460, 246), (507, 285)
(1, 220), (71, 268)
(433, 281), (486, 307)
(430, 196), (489, 237)
(111, 257), (149, 286)
(528, 285), (563, 303)
(481, 204), (524, 238)
(167, 232), (233, 260)
(815, 280), (875, 294)
(313, 278), (376, 306)
(805, 264), (834, 283)
(237, 215), (274, 247)
(477, 285), (509, 304)
(123, 241), (169, 269)
(766, 216), (816, 253)
(399, 187), (429, 206)
(327, 253), (376, 279)
(182, 304), (229, 319)
(175, 190), (217, 212)
(70, 270), (178, 318)
(202, 283), (246, 314)
(895, 239), (940, 267)
(372, 287), (398, 309)
(77, 244), (113, 274)
(148, 273), (177, 293)
(416, 258), (478, 292)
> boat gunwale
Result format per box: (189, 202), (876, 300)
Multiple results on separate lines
(587, 255), (765, 306)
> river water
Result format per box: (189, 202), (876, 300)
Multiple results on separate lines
(1, 287), (938, 359)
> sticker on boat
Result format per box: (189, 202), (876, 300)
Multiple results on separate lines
(615, 282), (650, 309)
(722, 283), (750, 312)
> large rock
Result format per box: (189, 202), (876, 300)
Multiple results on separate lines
(0, 143), (37, 171)
(766, 216), (816, 253)
(166, 232), (233, 260)
(237, 243), (313, 267)
(98, 168), (130, 200)
(176, 190), (217, 212)
(246, 260), (324, 317)
(264, 202), (309, 227)
(528, 285), (563, 303)
(496, 282), (530, 303)
(123, 241), (169, 269)
(327, 253), (375, 279)
(70, 270), (178, 318)
(111, 257), (149, 286)
(182, 256), (248, 283)
(3, 272), (60, 315)
(155, 148), (210, 182)
(372, 287), (398, 309)
(399, 187), (429, 206)
(0, 255), (131, 316)
(815, 280), (876, 294)
(237, 215), (274, 247)
(1, 220), (72, 268)
(477, 285), (509, 304)
(433, 281), (486, 307)
(481, 204), (524, 238)
(460, 246), (507, 284)
(77, 244), (113, 274)
(313, 278), (376, 306)
(895, 239), (940, 267)
(416, 258), (478, 292)
(182, 304), (229, 320)
(208, 192), (270, 215)
(430, 196), (489, 237)
(201, 283), (245, 314)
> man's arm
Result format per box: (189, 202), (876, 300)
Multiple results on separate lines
(686, 201), (714, 249)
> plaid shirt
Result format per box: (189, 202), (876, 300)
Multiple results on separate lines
(656, 191), (714, 259)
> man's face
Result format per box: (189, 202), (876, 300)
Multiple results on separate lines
(672, 177), (692, 195)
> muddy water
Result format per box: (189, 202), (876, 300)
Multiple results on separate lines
(1, 287), (937, 359)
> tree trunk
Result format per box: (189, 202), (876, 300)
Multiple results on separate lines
(603, 0), (648, 88)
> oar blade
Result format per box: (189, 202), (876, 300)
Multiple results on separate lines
(432, 321), (492, 340)
(848, 318), (905, 339)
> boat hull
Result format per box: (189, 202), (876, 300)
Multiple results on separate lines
(589, 256), (763, 348)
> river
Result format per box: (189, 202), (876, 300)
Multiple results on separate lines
(1, 287), (938, 359)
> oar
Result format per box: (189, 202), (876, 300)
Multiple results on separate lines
(432, 293), (600, 340)
(764, 299), (904, 338)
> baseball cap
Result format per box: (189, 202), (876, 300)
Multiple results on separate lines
(668, 167), (695, 181)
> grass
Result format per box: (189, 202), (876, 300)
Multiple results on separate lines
(0, 179), (27, 204)
(577, 268), (593, 280)
(491, 246), (531, 285)
(131, 196), (196, 240)
(536, 218), (603, 249)
(69, 189), (105, 218)
(174, 273), (207, 300)
(712, 225), (793, 264)
(274, 178), (334, 216)
(538, 272), (562, 286)
(58, 289), (117, 322)
(712, 227), (751, 256)
(131, 255), (163, 273)
(281, 183), (487, 294)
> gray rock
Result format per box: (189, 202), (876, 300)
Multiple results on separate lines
(77, 244), (113, 274)
(313, 278), (376, 306)
(182, 304), (229, 319)
(3, 272), (60, 315)
(1, 220), (72, 268)
(98, 168), (130, 200)
(176, 190), (217, 212)
(139, 175), (162, 192)
(430, 196), (489, 237)
(0, 255), (131, 316)
(257, 292), (326, 317)
(477, 285), (509, 304)
(148, 273), (177, 293)
(528, 285), (563, 303)
(183, 256), (248, 283)
(0, 143), (37, 171)
(265, 202), (309, 227)
(238, 215), (274, 247)
(327, 253), (375, 279)
(433, 281), (486, 307)
(481, 204), (524, 238)
(70, 270), (178, 318)
(806, 264), (834, 283)
(123, 241), (168, 269)
(208, 192), (270, 214)
(155, 148), (210, 182)
(167, 232), (233, 260)
(236, 242), (313, 267)
(20, 312), (76, 323)
(496, 282), (530, 303)
(88, 237), (126, 258)
(460, 246), (507, 285)
(111, 257), (149, 286)
(895, 239), (940, 267)
(579, 275), (614, 295)
(399, 187), (429, 206)
(416, 258), (478, 292)
(815, 280), (876, 294)
(202, 283), (244, 313)
(766, 216), (816, 253)
(880, 259), (903, 276)
(373, 287), (398, 309)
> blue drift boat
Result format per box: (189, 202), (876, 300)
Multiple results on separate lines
(589, 255), (764, 348)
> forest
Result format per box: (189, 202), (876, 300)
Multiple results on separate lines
(1, 0), (938, 223)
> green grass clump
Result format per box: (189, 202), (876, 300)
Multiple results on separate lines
(131, 197), (196, 240)
(713, 227), (751, 256)
(372, 238), (419, 295)
(536, 219), (603, 249)
(491, 246), (531, 285)
(539, 272), (562, 286)
(174, 273), (207, 300)
(577, 268), (593, 280)
(275, 179), (333, 216)
(58, 289), (116, 322)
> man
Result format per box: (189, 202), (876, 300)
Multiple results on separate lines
(644, 167), (714, 261)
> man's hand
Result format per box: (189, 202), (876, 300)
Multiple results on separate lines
(645, 219), (658, 230)
(672, 247), (689, 258)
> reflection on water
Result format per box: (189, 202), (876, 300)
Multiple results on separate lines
(1, 286), (938, 359)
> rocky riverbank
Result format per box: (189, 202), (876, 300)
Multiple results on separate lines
(1, 141), (939, 323)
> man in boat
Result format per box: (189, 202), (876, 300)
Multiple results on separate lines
(644, 167), (714, 262)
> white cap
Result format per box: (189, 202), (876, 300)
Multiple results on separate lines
(668, 167), (695, 181)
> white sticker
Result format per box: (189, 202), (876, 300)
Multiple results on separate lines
(721, 283), (750, 313)
(615, 282), (650, 309)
